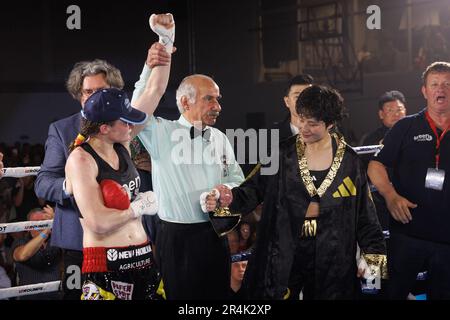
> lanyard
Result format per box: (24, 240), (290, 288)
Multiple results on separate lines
(425, 111), (449, 169)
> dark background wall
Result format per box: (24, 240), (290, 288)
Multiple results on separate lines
(0, 0), (428, 145)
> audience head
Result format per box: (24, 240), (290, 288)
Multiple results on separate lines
(378, 90), (406, 128)
(284, 74), (314, 118)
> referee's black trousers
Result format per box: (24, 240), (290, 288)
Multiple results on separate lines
(155, 220), (230, 300)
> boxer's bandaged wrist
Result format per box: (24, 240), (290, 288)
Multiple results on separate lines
(200, 188), (220, 213)
(149, 14), (175, 53)
(158, 33), (174, 50)
(130, 191), (158, 217)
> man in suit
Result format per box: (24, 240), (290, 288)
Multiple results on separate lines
(252, 74), (314, 174)
(35, 45), (170, 299)
(272, 74), (314, 140)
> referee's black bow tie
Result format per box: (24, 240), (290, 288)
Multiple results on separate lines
(190, 126), (211, 141)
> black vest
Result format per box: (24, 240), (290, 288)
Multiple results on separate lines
(75, 143), (140, 217)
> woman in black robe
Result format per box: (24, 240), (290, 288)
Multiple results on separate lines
(205, 85), (387, 299)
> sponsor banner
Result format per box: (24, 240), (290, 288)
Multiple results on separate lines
(106, 244), (153, 271)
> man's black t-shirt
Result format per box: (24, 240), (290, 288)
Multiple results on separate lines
(374, 109), (450, 243)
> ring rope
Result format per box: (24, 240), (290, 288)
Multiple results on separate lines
(0, 281), (61, 300)
(0, 145), (382, 179)
(352, 145), (382, 154)
(0, 220), (53, 234)
(2, 167), (40, 178)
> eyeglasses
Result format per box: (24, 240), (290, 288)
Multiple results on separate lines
(385, 107), (406, 115)
(81, 87), (109, 97)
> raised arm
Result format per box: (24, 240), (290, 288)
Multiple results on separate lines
(13, 231), (51, 262)
(131, 13), (175, 138)
(14, 208), (54, 262)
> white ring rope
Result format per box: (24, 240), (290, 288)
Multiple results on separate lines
(1, 166), (40, 178)
(0, 281), (61, 300)
(0, 220), (53, 234)
(352, 145), (382, 155)
(0, 146), (382, 179)
(0, 144), (381, 180)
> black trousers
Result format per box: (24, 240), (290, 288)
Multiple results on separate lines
(155, 220), (230, 300)
(62, 249), (83, 300)
(387, 233), (450, 300)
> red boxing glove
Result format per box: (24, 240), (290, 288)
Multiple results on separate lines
(100, 179), (130, 210)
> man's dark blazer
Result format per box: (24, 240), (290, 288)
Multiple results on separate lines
(272, 115), (295, 141)
(35, 113), (83, 251)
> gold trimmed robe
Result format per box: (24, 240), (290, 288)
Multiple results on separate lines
(231, 134), (386, 299)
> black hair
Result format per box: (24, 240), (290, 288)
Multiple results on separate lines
(295, 85), (344, 127)
(285, 74), (314, 95)
(378, 90), (406, 110)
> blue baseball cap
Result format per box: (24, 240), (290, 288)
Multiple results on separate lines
(81, 88), (147, 125)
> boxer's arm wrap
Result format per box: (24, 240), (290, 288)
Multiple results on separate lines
(149, 13), (175, 53)
(130, 191), (158, 218)
(200, 188), (220, 213)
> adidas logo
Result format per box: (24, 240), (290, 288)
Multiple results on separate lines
(332, 177), (357, 198)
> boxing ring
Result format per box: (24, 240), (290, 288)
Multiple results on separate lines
(0, 144), (427, 299)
